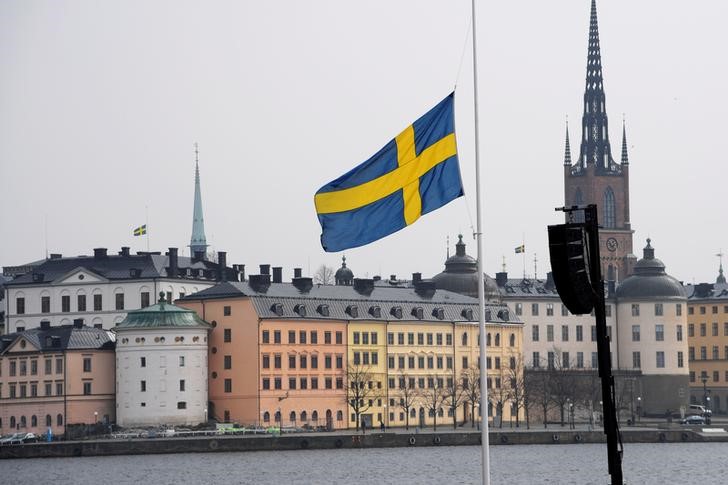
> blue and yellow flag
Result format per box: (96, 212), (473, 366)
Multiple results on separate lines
(133, 224), (147, 236)
(315, 93), (463, 252)
(515, 244), (525, 254)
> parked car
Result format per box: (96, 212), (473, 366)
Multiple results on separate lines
(688, 404), (712, 417)
(0, 433), (23, 445)
(680, 415), (706, 425)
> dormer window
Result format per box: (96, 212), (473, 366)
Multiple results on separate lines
(461, 308), (474, 321)
(390, 306), (403, 319)
(432, 308), (445, 320)
(317, 304), (329, 317)
(346, 305), (359, 318)
(369, 306), (381, 318)
(411, 307), (424, 320)
(294, 304), (307, 317)
(270, 303), (284, 316)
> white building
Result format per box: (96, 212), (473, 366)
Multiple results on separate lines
(114, 293), (210, 427)
(3, 247), (240, 333)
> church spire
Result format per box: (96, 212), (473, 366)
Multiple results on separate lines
(189, 143), (208, 258)
(563, 119), (572, 166)
(718, 250), (726, 284)
(575, 0), (618, 173)
(621, 117), (629, 164)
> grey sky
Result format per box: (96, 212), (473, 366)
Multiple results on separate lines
(1, 0), (726, 285)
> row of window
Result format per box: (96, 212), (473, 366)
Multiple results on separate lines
(262, 409), (344, 424)
(689, 305), (728, 315)
(688, 346), (728, 361)
(514, 303), (614, 317)
(1, 414), (63, 430)
(532, 350), (684, 370)
(14, 291), (187, 315)
(261, 376), (344, 391)
(532, 324), (601, 342)
(352, 332), (378, 345)
(387, 332), (452, 346)
(1, 381), (64, 398)
(1, 357), (65, 377)
(388, 354), (453, 370)
(139, 379), (187, 392)
(690, 370), (728, 383)
(631, 324), (683, 342)
(261, 354), (344, 370)
(261, 329), (344, 345)
(630, 303), (681, 317)
(688, 322), (728, 338)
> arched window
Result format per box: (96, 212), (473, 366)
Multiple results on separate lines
(429, 409), (435, 417)
(486, 333), (491, 346)
(10, 416), (16, 428)
(438, 408), (444, 417)
(509, 334), (515, 347)
(312, 410), (318, 422)
(603, 187), (616, 228)
(57, 414), (63, 426)
(274, 411), (281, 423)
(301, 411), (307, 422)
(263, 412), (270, 423)
(336, 410), (343, 421)
(20, 416), (27, 428)
(461, 333), (467, 346)
(607, 264), (615, 281)
(410, 408), (416, 418)
(46, 415), (52, 427)
(495, 334), (500, 347)
(31, 415), (37, 427)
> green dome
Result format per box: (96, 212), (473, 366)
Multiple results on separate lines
(116, 293), (210, 329)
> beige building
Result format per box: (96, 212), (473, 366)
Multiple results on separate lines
(0, 320), (115, 437)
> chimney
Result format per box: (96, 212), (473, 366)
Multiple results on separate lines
(292, 277), (314, 293)
(390, 274), (397, 282)
(544, 271), (555, 290)
(239, 264), (245, 281)
(353, 278), (374, 296)
(260, 264), (270, 275)
(73, 318), (84, 329)
(93, 248), (108, 259)
(168, 247), (179, 278)
(94, 323), (103, 329)
(495, 272), (508, 287)
(272, 267), (283, 284)
(40, 320), (51, 330)
(373, 275), (381, 282)
(49, 253), (62, 260)
(193, 250), (206, 262)
(294, 268), (302, 278)
(412, 272), (422, 283)
(248, 274), (271, 293)
(414, 280), (436, 298)
(218, 251), (227, 281)
(119, 247), (130, 257)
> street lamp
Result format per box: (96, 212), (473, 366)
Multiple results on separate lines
(701, 375), (709, 407)
(383, 404), (388, 431)
(568, 401), (575, 429)
(636, 397), (641, 422)
(94, 411), (98, 424)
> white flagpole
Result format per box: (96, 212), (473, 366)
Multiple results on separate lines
(145, 205), (150, 252)
(470, 0), (491, 484)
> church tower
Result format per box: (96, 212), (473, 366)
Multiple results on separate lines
(189, 143), (209, 259)
(564, 0), (636, 281)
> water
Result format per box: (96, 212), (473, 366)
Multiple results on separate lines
(2, 443), (726, 484)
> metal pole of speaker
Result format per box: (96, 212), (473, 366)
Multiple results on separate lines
(583, 204), (624, 485)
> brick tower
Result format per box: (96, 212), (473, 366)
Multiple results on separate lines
(564, 0), (636, 282)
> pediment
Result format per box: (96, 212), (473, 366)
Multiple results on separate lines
(54, 266), (108, 285)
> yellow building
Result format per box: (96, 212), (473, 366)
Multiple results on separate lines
(347, 320), (387, 429)
(685, 269), (728, 415)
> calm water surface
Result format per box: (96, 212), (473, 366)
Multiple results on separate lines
(2, 443), (726, 484)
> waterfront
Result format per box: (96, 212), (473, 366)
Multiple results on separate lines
(2, 442), (726, 484)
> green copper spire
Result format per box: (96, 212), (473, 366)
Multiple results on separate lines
(190, 143), (208, 258)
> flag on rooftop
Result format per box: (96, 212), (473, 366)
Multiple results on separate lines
(133, 224), (147, 236)
(515, 244), (525, 254)
(314, 93), (463, 252)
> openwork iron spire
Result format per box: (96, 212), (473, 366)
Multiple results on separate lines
(573, 0), (619, 174)
(190, 143), (208, 257)
(621, 118), (629, 164)
(564, 120), (572, 166)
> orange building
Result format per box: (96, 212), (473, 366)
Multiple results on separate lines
(0, 320), (115, 437)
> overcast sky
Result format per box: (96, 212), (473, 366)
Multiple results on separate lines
(1, 0), (726, 285)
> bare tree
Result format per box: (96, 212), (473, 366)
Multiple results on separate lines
(394, 372), (418, 430)
(313, 264), (335, 285)
(418, 375), (447, 431)
(545, 348), (581, 427)
(526, 363), (555, 429)
(461, 366), (481, 428)
(489, 372), (510, 428)
(505, 352), (527, 428)
(345, 364), (378, 431)
(443, 374), (467, 430)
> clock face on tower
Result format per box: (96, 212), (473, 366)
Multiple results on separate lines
(606, 237), (618, 252)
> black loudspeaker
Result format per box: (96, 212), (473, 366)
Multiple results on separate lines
(548, 223), (595, 314)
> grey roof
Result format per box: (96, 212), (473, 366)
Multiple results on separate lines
(182, 281), (520, 325)
(116, 295), (210, 329)
(0, 324), (115, 354)
(616, 239), (685, 300)
(497, 277), (561, 299)
(683, 282), (728, 301)
(4, 250), (235, 286)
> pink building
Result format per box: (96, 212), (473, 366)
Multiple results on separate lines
(0, 319), (116, 437)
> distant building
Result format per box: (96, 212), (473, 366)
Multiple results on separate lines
(179, 266), (522, 429)
(684, 264), (728, 415)
(0, 320), (115, 437)
(114, 294), (211, 428)
(2, 247), (237, 333)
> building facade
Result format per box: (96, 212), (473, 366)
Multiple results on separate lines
(114, 294), (211, 427)
(3, 247), (237, 333)
(684, 267), (728, 415)
(179, 266), (523, 430)
(0, 320), (115, 437)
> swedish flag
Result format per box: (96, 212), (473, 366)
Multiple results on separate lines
(133, 224), (147, 236)
(315, 93), (463, 252)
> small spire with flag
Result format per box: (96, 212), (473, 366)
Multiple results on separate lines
(514, 244), (525, 254)
(133, 224), (147, 236)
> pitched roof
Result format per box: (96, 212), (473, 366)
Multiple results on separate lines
(683, 282), (728, 301)
(116, 297), (210, 329)
(0, 324), (115, 354)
